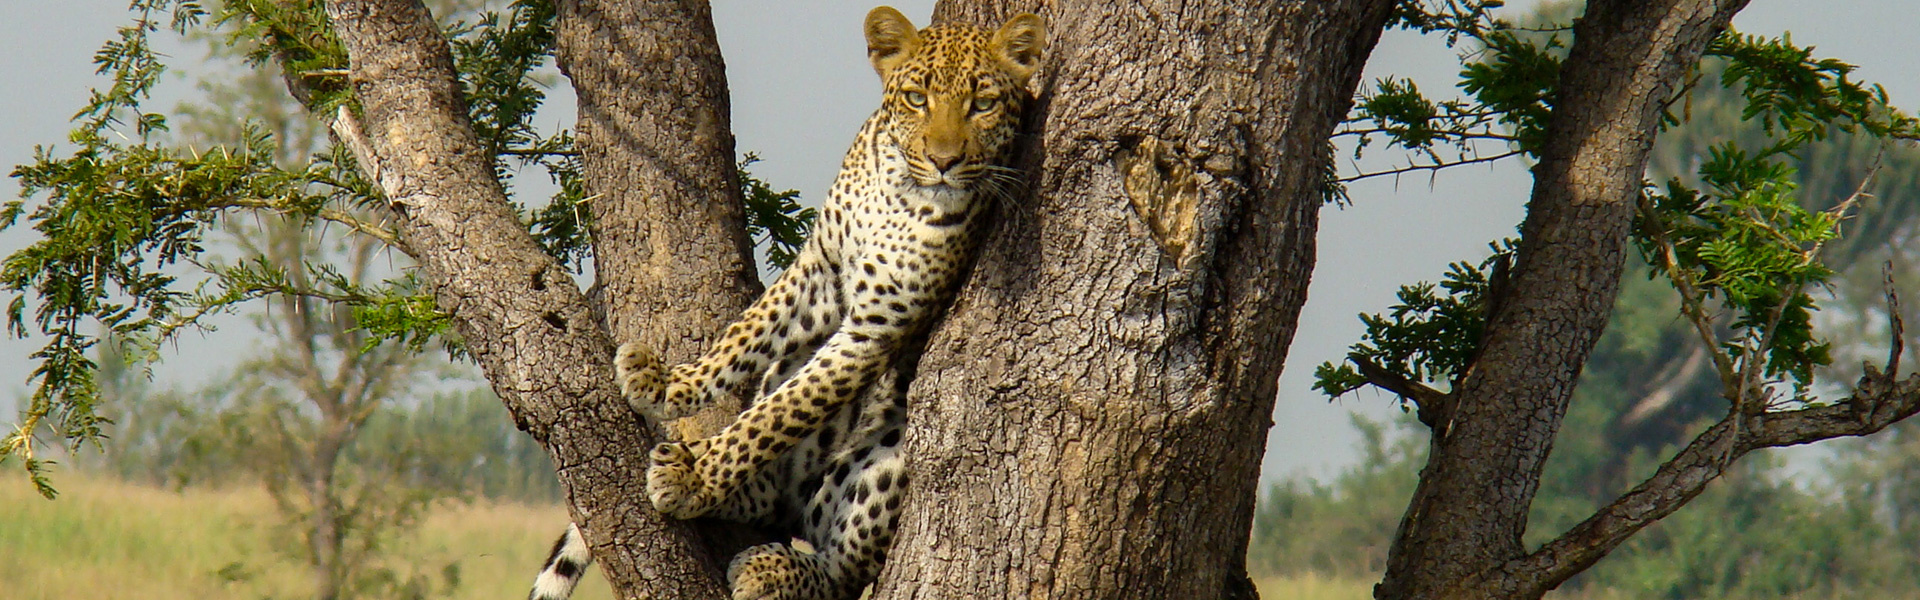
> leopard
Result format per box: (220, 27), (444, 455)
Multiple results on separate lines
(527, 7), (1045, 600)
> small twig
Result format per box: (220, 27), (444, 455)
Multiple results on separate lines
(500, 148), (580, 157)
(1339, 149), (1524, 183)
(1331, 128), (1518, 143)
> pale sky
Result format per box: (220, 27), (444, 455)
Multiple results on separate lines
(1, 1), (1915, 485)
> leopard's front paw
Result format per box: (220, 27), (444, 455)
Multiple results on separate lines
(647, 441), (718, 519)
(618, 345), (701, 422)
(727, 542), (831, 600)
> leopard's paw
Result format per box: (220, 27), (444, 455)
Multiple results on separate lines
(727, 542), (831, 600)
(617, 345), (699, 422)
(647, 441), (717, 519)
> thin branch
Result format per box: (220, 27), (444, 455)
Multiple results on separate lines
(1635, 195), (1741, 392)
(1338, 149), (1524, 183)
(211, 198), (407, 250)
(1331, 128), (1518, 142)
(500, 148), (579, 157)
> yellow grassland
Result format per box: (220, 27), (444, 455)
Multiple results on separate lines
(0, 476), (1633, 600)
(0, 474), (612, 600)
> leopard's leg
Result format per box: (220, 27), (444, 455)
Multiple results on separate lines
(649, 252), (947, 518)
(647, 325), (890, 518)
(729, 416), (905, 600)
(629, 252), (842, 422)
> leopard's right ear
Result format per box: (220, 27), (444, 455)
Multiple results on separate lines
(992, 13), (1046, 86)
(865, 6), (922, 77)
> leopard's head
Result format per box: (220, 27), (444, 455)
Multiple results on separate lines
(864, 7), (1045, 191)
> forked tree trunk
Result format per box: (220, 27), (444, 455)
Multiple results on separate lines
(875, 2), (1395, 599)
(324, 0), (754, 597)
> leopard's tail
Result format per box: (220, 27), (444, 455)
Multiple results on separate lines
(528, 523), (594, 600)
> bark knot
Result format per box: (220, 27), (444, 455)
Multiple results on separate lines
(1117, 135), (1201, 268)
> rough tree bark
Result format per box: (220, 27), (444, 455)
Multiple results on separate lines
(550, 0), (776, 575)
(323, 0), (752, 597)
(873, 2), (1394, 599)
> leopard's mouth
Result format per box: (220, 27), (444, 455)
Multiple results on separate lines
(905, 160), (981, 190)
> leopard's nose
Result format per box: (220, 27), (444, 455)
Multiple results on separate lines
(930, 151), (962, 173)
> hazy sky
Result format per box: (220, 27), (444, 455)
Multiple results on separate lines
(2, 1), (1916, 484)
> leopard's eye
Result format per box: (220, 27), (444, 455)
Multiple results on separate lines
(971, 96), (996, 113)
(903, 91), (927, 108)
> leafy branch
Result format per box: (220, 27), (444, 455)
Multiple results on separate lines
(1322, 12), (1917, 412)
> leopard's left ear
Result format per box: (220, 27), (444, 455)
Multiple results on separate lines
(992, 13), (1046, 86)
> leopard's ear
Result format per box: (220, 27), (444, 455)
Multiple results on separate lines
(865, 6), (922, 77)
(992, 13), (1046, 86)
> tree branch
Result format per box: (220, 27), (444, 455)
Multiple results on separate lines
(1353, 356), (1451, 429)
(1489, 289), (1918, 595)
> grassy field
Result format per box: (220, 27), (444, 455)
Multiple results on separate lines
(0, 474), (613, 600)
(0, 475), (1621, 600)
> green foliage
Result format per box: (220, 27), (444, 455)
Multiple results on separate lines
(1456, 30), (1561, 153)
(1637, 148), (1838, 395)
(451, 0), (557, 161)
(740, 154), (814, 270)
(2, 1), (229, 496)
(1313, 240), (1515, 401)
(1324, 4), (1915, 405)
(214, 0), (351, 112)
(1710, 33), (1918, 154)
(1341, 1), (1560, 179)
(349, 272), (461, 357)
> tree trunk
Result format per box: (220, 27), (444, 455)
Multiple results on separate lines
(551, 0), (776, 577)
(553, 0), (761, 363)
(1375, 2), (1751, 599)
(322, 0), (744, 597)
(310, 421), (346, 600)
(873, 2), (1393, 599)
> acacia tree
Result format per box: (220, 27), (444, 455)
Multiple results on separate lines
(1312, 2), (1920, 599)
(7, 2), (1919, 600)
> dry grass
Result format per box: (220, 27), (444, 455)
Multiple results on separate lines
(1255, 573), (1376, 600)
(0, 474), (612, 600)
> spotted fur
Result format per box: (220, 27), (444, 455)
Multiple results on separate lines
(528, 7), (1044, 600)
